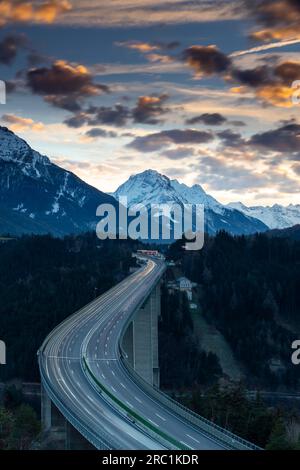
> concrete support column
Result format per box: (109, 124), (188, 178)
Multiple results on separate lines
(122, 281), (161, 387)
(133, 296), (153, 385)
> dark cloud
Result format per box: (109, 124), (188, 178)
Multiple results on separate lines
(218, 129), (245, 148)
(87, 104), (130, 127)
(45, 95), (82, 112)
(85, 128), (117, 138)
(64, 113), (88, 128)
(183, 40), (300, 107)
(230, 120), (246, 127)
(186, 112), (227, 126)
(231, 65), (271, 88)
(128, 129), (214, 152)
(26, 60), (109, 111)
(183, 45), (231, 76)
(132, 94), (169, 124)
(161, 147), (195, 160)
(247, 0), (300, 41)
(64, 94), (169, 128)
(274, 61), (300, 84)
(27, 61), (108, 96)
(249, 123), (300, 154)
(0, 34), (27, 65)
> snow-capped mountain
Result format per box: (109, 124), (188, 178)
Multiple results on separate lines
(112, 170), (268, 235)
(227, 202), (300, 230)
(0, 126), (117, 236)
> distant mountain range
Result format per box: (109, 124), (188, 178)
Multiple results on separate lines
(113, 169), (268, 235)
(0, 127), (299, 237)
(0, 126), (116, 236)
(227, 202), (300, 230)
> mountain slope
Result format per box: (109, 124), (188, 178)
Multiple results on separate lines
(0, 127), (116, 236)
(227, 202), (300, 230)
(113, 170), (268, 235)
(266, 224), (300, 241)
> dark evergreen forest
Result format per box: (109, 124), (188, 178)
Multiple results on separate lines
(168, 231), (300, 389)
(0, 233), (138, 381)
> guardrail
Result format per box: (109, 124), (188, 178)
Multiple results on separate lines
(83, 356), (183, 450)
(39, 256), (262, 451)
(39, 356), (115, 450)
(119, 352), (261, 450)
(117, 259), (262, 451)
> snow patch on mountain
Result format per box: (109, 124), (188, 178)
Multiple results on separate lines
(227, 202), (300, 229)
(112, 169), (268, 235)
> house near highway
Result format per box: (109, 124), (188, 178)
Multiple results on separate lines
(167, 276), (197, 301)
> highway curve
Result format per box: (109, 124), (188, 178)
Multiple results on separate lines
(39, 256), (257, 450)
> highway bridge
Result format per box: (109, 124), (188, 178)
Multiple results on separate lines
(38, 256), (260, 450)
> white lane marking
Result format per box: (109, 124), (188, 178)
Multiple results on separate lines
(105, 351), (107, 356)
(101, 374), (106, 380)
(120, 382), (126, 389)
(187, 434), (200, 444)
(111, 386), (116, 393)
(97, 363), (99, 368)
(126, 401), (133, 409)
(112, 371), (115, 376)
(155, 413), (166, 421)
(180, 441), (193, 449)
(148, 419), (159, 427)
(134, 396), (142, 403)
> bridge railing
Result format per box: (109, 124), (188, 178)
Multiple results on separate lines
(119, 352), (261, 450)
(38, 355), (119, 450)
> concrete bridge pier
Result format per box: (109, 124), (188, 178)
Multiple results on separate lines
(122, 281), (161, 387)
(40, 383), (93, 449)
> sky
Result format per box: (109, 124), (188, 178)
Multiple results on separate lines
(0, 0), (300, 206)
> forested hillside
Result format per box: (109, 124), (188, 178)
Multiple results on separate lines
(159, 287), (222, 389)
(0, 233), (138, 381)
(168, 231), (300, 389)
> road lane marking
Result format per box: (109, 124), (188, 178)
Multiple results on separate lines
(111, 386), (116, 392)
(126, 401), (133, 408)
(120, 382), (126, 388)
(101, 374), (106, 379)
(155, 413), (166, 421)
(187, 434), (200, 444)
(148, 419), (159, 427)
(180, 441), (193, 449)
(112, 371), (115, 376)
(134, 396), (142, 403)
